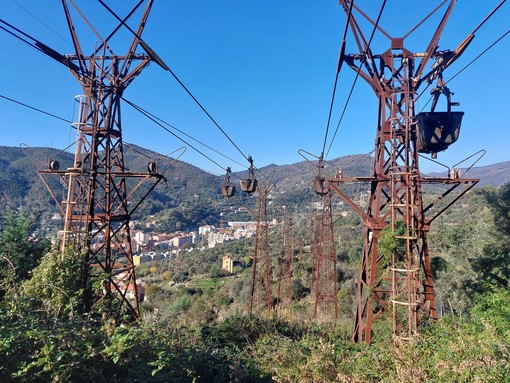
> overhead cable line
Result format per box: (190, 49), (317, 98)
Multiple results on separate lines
(122, 97), (246, 168)
(448, 28), (510, 84)
(98, 0), (278, 188)
(321, 0), (355, 157)
(0, 18), (80, 72)
(123, 98), (231, 174)
(10, 0), (72, 46)
(0, 94), (72, 124)
(324, 0), (387, 160)
(417, 1), (508, 110)
(96, 0), (251, 165)
(124, 97), (276, 188)
(419, 27), (510, 112)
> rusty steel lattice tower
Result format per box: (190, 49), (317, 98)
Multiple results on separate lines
(277, 212), (293, 306)
(330, 0), (479, 342)
(39, 0), (162, 319)
(248, 186), (273, 314)
(313, 190), (338, 320)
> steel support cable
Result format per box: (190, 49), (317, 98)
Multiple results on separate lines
(2, 93), (188, 176)
(417, 28), (510, 111)
(123, 98), (232, 175)
(0, 18), (81, 73)
(0, 94), (72, 124)
(321, 0), (355, 156)
(447, 28), (510, 84)
(10, 0), (71, 46)
(121, 97), (245, 168)
(324, 0), (387, 160)
(416, 0), (507, 108)
(123, 97), (278, 189)
(0, 19), (42, 50)
(97, 0), (251, 165)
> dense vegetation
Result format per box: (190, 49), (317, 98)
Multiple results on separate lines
(1, 161), (510, 381)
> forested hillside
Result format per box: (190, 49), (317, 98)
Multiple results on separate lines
(1, 168), (509, 381)
(2, 144), (510, 231)
(0, 145), (256, 234)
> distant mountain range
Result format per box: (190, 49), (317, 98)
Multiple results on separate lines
(426, 161), (510, 188)
(1, 144), (508, 229)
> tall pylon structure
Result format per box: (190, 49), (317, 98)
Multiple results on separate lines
(248, 186), (272, 314)
(330, 1), (479, 343)
(39, 0), (162, 319)
(313, 189), (338, 320)
(277, 212), (293, 307)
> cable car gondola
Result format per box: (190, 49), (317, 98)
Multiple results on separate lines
(240, 156), (257, 194)
(415, 83), (463, 157)
(221, 167), (236, 198)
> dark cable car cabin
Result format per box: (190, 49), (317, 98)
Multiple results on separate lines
(415, 84), (463, 157)
(240, 178), (257, 193)
(221, 167), (236, 198)
(240, 156), (257, 194)
(313, 176), (330, 195)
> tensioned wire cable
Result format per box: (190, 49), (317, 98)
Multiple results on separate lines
(0, 94), (72, 124)
(122, 97), (246, 170)
(0, 92), (241, 176)
(97, 0), (251, 165)
(123, 98), (238, 174)
(97, 0), (279, 186)
(324, 0), (387, 160)
(124, 98), (277, 185)
(10, 0), (71, 46)
(321, 0), (355, 157)
(0, 15), (252, 177)
(417, 27), (510, 112)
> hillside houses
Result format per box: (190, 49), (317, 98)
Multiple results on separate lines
(131, 220), (262, 265)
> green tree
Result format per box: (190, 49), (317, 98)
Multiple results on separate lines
(0, 211), (48, 284)
(472, 184), (510, 291)
(23, 247), (86, 318)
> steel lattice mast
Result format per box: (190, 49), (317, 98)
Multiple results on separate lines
(39, 0), (162, 319)
(313, 190), (338, 320)
(248, 186), (272, 314)
(330, 0), (479, 343)
(277, 212), (294, 307)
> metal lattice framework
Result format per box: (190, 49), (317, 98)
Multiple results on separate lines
(313, 189), (338, 320)
(248, 186), (272, 314)
(38, 0), (162, 319)
(330, 0), (479, 343)
(277, 212), (293, 307)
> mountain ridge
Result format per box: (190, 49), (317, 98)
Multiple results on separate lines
(1, 145), (509, 229)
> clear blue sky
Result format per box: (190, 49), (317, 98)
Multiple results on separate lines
(1, 0), (509, 175)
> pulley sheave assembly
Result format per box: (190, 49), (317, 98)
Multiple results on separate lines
(312, 153), (330, 195)
(313, 175), (330, 195)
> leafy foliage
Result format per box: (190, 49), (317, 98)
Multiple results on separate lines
(2, 146), (510, 382)
(0, 211), (49, 293)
